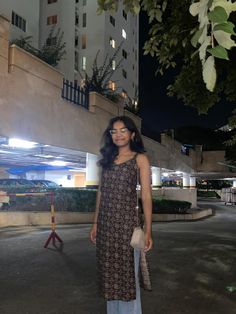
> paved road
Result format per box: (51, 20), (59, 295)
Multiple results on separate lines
(0, 199), (235, 314)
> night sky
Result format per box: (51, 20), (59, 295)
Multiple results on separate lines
(138, 14), (236, 134)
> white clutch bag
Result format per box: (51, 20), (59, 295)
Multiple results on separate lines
(130, 226), (145, 250)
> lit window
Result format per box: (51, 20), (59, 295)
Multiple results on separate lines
(82, 56), (86, 70)
(112, 60), (116, 70)
(82, 13), (86, 27)
(47, 15), (58, 25)
(48, 0), (57, 3)
(81, 34), (86, 49)
(122, 69), (127, 79)
(110, 16), (115, 26)
(121, 89), (127, 98)
(11, 11), (26, 32)
(122, 29), (126, 39)
(109, 81), (116, 91)
(109, 37), (116, 48)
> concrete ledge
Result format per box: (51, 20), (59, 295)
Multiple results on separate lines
(0, 209), (213, 227)
(9, 45), (63, 88)
(153, 208), (213, 222)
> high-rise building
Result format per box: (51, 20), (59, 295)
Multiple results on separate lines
(0, 0), (40, 48)
(1, 0), (139, 102)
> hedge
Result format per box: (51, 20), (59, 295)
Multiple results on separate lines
(0, 187), (191, 214)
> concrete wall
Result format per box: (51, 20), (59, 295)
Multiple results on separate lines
(196, 150), (228, 172)
(0, 15), (201, 175)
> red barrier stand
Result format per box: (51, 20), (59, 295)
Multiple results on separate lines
(44, 192), (63, 248)
(0, 191), (63, 248)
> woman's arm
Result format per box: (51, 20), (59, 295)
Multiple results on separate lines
(137, 154), (153, 252)
(90, 186), (101, 244)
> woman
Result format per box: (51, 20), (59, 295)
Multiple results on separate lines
(90, 116), (153, 314)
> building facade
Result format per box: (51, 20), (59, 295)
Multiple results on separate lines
(39, 0), (139, 103)
(0, 0), (139, 102)
(0, 0), (40, 48)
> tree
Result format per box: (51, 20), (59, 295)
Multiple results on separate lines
(97, 1), (236, 110)
(79, 42), (124, 102)
(39, 27), (66, 66)
(98, 0), (236, 144)
(11, 27), (66, 67)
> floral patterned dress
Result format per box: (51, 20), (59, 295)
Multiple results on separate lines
(96, 154), (145, 301)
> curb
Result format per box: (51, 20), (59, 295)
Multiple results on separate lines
(0, 208), (213, 227)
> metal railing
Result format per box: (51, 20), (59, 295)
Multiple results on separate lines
(61, 79), (89, 109)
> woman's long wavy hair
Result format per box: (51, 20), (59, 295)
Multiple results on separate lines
(98, 116), (146, 169)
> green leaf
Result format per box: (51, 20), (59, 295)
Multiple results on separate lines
(191, 28), (204, 47)
(203, 56), (217, 92)
(133, 4), (140, 15)
(213, 22), (236, 35)
(207, 45), (229, 60)
(208, 6), (228, 23)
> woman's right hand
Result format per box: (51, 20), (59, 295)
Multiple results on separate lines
(90, 224), (97, 245)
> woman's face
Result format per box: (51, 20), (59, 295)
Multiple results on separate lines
(110, 120), (134, 148)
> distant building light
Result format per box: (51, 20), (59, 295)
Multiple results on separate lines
(82, 56), (86, 70)
(109, 80), (116, 91)
(122, 29), (127, 39)
(109, 38), (116, 48)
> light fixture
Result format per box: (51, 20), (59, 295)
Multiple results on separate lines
(8, 138), (38, 148)
(162, 172), (169, 177)
(175, 171), (182, 175)
(48, 160), (67, 166)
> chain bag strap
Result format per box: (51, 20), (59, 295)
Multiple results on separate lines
(130, 164), (145, 250)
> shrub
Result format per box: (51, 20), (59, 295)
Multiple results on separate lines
(0, 187), (191, 214)
(152, 199), (191, 214)
(197, 190), (220, 198)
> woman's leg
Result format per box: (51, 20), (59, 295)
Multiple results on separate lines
(108, 249), (142, 314)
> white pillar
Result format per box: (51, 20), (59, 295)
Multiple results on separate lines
(190, 176), (196, 188)
(85, 153), (100, 189)
(183, 173), (190, 188)
(233, 180), (236, 188)
(151, 167), (162, 187)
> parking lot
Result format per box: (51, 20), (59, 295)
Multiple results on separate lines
(0, 199), (235, 314)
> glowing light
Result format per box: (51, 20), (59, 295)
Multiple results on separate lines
(175, 171), (182, 175)
(48, 160), (67, 166)
(8, 138), (38, 148)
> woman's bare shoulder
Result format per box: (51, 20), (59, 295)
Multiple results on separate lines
(136, 153), (150, 167)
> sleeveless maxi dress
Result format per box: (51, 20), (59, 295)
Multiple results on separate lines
(96, 154), (150, 301)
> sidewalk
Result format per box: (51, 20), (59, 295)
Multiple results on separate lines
(0, 200), (235, 314)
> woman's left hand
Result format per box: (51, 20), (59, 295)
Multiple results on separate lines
(144, 233), (153, 253)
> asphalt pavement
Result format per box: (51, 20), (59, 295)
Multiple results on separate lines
(0, 199), (235, 314)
